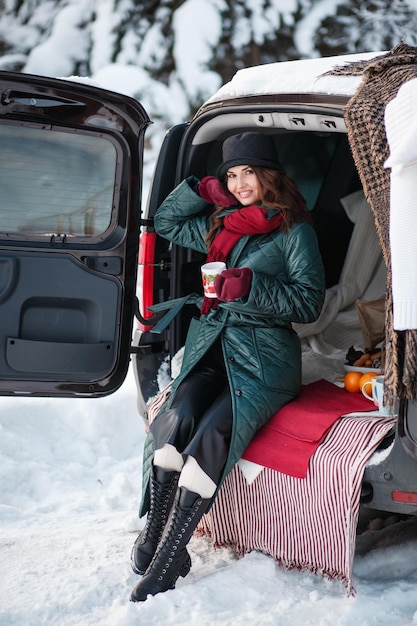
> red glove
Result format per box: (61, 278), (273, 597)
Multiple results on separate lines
(198, 176), (236, 207)
(214, 268), (253, 302)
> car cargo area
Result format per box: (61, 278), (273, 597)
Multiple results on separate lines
(139, 117), (417, 515)
(164, 125), (385, 379)
(135, 119), (388, 400)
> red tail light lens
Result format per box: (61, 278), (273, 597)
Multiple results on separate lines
(392, 490), (417, 504)
(137, 231), (156, 331)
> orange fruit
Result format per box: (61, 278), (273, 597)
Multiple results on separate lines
(359, 371), (378, 393)
(344, 371), (362, 393)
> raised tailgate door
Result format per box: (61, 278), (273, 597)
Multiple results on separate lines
(0, 71), (151, 397)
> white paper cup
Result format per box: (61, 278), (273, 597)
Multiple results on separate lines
(201, 262), (226, 298)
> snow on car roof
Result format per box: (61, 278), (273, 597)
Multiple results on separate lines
(204, 51), (384, 104)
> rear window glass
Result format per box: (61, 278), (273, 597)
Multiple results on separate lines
(0, 124), (117, 238)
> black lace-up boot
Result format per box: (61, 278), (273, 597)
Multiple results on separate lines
(130, 487), (210, 602)
(130, 465), (180, 575)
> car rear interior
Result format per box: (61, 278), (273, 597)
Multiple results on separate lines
(165, 126), (386, 383)
(136, 113), (411, 513)
(140, 119), (407, 514)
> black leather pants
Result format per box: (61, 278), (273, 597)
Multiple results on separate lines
(150, 339), (233, 485)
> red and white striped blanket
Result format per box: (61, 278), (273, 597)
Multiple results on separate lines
(147, 378), (396, 594)
(197, 411), (396, 595)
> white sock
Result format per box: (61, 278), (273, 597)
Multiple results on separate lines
(154, 444), (184, 472)
(178, 456), (217, 498)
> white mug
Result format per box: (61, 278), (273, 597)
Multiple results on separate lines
(201, 262), (226, 298)
(362, 375), (398, 416)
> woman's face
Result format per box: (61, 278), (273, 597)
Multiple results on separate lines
(225, 165), (262, 206)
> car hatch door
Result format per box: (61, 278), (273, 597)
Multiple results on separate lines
(0, 71), (151, 397)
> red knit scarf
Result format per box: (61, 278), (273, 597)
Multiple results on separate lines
(201, 205), (283, 314)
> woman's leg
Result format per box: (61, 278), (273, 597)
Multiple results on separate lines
(180, 386), (232, 489)
(178, 456), (216, 498)
(150, 362), (228, 455)
(130, 487), (211, 602)
(130, 387), (233, 602)
(153, 443), (184, 472)
(130, 464), (181, 575)
(132, 348), (228, 576)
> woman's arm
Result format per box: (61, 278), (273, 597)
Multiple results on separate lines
(154, 177), (211, 254)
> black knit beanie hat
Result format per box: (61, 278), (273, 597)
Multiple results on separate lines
(217, 132), (283, 180)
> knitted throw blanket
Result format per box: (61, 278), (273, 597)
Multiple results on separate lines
(326, 43), (417, 404)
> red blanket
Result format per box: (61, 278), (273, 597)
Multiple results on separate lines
(242, 379), (373, 478)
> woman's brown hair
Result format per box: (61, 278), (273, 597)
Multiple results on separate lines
(206, 166), (312, 245)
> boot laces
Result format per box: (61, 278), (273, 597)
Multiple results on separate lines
(141, 476), (177, 543)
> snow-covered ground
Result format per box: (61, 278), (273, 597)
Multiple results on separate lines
(2, 364), (417, 626)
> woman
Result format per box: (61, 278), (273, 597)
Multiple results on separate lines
(130, 132), (325, 602)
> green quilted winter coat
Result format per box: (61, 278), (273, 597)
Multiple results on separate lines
(138, 177), (325, 516)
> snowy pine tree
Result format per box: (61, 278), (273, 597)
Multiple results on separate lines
(1, 0), (416, 119)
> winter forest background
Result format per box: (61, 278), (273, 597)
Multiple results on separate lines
(2, 0), (417, 135)
(3, 0), (417, 195)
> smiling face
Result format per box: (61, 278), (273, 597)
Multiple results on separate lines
(225, 165), (262, 206)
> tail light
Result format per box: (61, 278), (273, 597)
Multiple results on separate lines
(137, 230), (156, 331)
(392, 490), (417, 504)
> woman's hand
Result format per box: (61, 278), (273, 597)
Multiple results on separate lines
(214, 268), (253, 301)
(198, 176), (236, 207)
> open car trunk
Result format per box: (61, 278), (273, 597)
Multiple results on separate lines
(135, 47), (417, 524)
